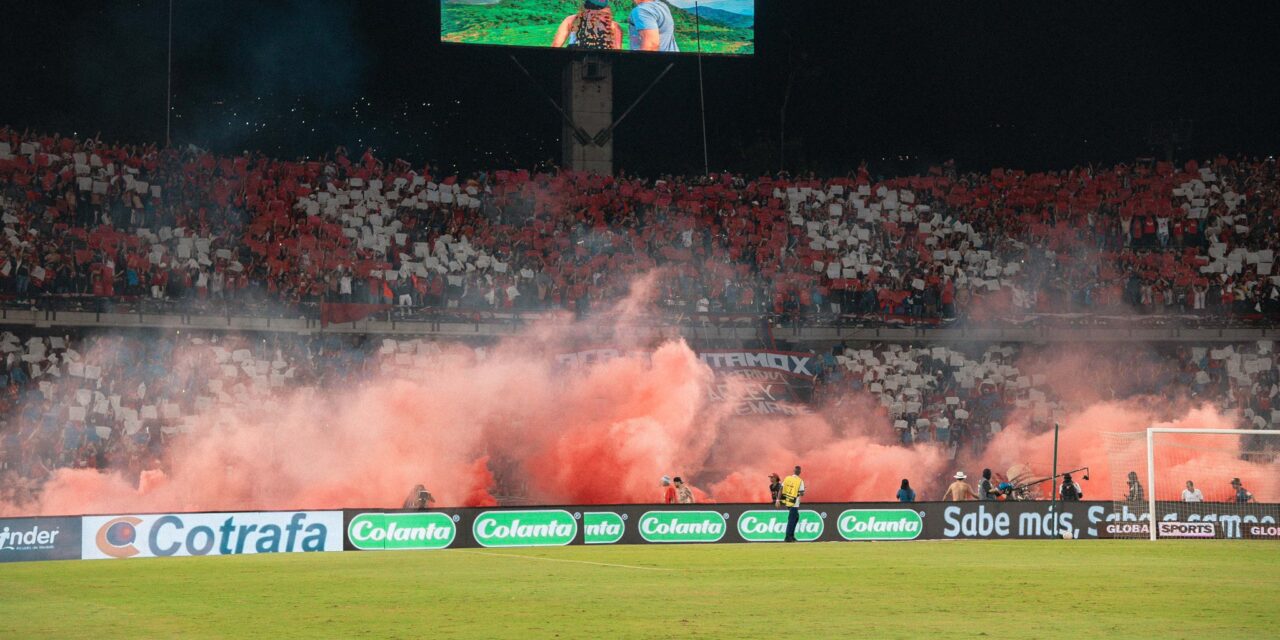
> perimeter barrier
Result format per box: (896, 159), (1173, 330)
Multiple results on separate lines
(1, 502), (1273, 563)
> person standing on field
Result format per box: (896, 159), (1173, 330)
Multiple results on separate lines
(897, 479), (916, 503)
(978, 468), (1002, 500)
(1125, 471), (1145, 503)
(674, 476), (694, 503)
(769, 473), (783, 507)
(660, 476), (677, 504)
(1231, 477), (1254, 503)
(780, 466), (805, 542)
(943, 471), (978, 501)
(1181, 481), (1203, 502)
(1059, 473), (1083, 501)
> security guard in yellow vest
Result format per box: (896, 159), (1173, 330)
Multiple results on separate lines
(780, 466), (805, 542)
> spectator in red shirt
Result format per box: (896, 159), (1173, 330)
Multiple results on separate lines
(660, 475), (676, 504)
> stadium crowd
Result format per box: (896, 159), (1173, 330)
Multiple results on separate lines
(0, 126), (1278, 502)
(0, 323), (1276, 504)
(1, 127), (1278, 324)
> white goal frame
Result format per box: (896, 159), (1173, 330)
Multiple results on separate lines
(1146, 428), (1277, 541)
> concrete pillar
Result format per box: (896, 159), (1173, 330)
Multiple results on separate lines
(562, 56), (613, 175)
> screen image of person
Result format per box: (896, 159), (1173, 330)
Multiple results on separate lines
(628, 0), (678, 52)
(553, 1), (623, 50)
(440, 0), (755, 56)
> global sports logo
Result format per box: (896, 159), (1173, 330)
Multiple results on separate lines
(96, 517), (143, 558)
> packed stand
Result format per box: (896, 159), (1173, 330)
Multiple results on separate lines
(0, 329), (382, 507)
(812, 343), (1066, 455)
(1, 127), (1278, 324)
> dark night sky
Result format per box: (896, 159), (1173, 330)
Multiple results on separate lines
(1, 1), (1277, 177)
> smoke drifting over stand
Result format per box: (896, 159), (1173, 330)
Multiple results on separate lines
(4, 278), (1278, 517)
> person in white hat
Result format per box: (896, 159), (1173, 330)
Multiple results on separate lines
(942, 471), (978, 501)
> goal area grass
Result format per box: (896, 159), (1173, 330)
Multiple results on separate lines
(1, 540), (1275, 639)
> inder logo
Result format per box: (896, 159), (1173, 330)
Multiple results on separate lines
(838, 509), (924, 541)
(348, 513), (456, 551)
(638, 511), (726, 543)
(737, 510), (823, 542)
(472, 510), (577, 548)
(583, 512), (625, 545)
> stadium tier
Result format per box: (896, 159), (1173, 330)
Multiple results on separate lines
(1, 128), (1277, 325)
(2, 325), (1276, 508)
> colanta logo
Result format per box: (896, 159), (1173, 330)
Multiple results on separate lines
(96, 517), (142, 558)
(638, 511), (726, 543)
(348, 513), (456, 551)
(837, 509), (924, 541)
(472, 510), (577, 548)
(583, 512), (625, 545)
(737, 510), (823, 542)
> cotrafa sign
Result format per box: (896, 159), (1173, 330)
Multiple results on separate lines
(82, 512), (342, 560)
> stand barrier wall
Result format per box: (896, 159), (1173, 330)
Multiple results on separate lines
(1, 502), (1274, 563)
(340, 500), (1280, 551)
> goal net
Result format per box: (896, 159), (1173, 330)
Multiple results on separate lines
(1103, 428), (1280, 540)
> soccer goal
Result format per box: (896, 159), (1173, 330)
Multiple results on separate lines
(1103, 428), (1279, 540)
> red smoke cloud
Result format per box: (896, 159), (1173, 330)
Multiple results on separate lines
(4, 289), (1277, 517)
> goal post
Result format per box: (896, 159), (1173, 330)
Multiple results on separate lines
(1147, 429), (1274, 541)
(1104, 428), (1279, 540)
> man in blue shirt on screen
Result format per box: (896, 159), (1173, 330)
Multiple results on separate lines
(629, 0), (679, 52)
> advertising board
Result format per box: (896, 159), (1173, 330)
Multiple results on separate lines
(81, 511), (343, 560)
(343, 502), (1279, 550)
(1157, 521), (1218, 539)
(0, 517), (81, 562)
(348, 512), (458, 551)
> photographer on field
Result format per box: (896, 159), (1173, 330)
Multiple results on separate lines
(1059, 473), (1083, 501)
(403, 484), (435, 510)
(978, 468), (1003, 501)
(1125, 471), (1145, 503)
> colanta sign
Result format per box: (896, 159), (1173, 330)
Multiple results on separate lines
(837, 509), (924, 541)
(638, 511), (726, 543)
(583, 512), (625, 545)
(82, 512), (343, 560)
(472, 510), (577, 548)
(348, 513), (456, 551)
(737, 510), (823, 542)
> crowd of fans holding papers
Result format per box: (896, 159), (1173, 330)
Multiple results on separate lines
(0, 127), (1278, 502)
(1, 127), (1277, 322)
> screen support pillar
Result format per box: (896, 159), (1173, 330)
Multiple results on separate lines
(562, 55), (613, 175)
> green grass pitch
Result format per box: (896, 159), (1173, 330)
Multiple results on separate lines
(2, 541), (1276, 639)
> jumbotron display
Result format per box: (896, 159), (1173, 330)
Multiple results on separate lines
(440, 0), (755, 55)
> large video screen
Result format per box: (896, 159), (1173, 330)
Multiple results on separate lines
(441, 1), (755, 56)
